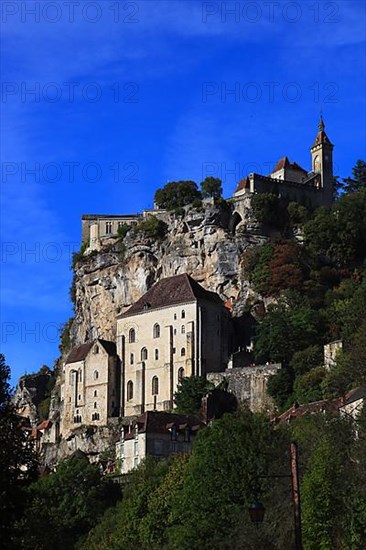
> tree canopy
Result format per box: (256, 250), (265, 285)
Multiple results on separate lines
(154, 180), (201, 210)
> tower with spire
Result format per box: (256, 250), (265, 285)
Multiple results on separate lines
(310, 115), (334, 207)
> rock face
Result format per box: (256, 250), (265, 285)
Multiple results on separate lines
(71, 202), (267, 346)
(13, 372), (52, 427)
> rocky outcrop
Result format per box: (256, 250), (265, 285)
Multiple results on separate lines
(71, 202), (267, 345)
(13, 372), (52, 427)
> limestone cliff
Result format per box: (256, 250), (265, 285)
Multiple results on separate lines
(13, 371), (53, 427)
(70, 201), (267, 347)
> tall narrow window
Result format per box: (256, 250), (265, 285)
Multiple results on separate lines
(181, 325), (185, 334)
(129, 328), (136, 343)
(153, 323), (160, 338)
(181, 347), (186, 357)
(127, 380), (133, 401)
(152, 376), (159, 396)
(93, 370), (99, 380)
(130, 352), (134, 365)
(181, 310), (185, 319)
(141, 347), (148, 361)
(178, 367), (185, 382)
(155, 349), (159, 360)
(106, 221), (112, 234)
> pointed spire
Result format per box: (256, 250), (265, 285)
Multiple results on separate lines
(318, 114), (325, 131)
(311, 115), (333, 149)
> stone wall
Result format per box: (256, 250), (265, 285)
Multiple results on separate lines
(207, 364), (281, 414)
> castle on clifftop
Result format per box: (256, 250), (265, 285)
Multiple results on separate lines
(81, 117), (334, 247)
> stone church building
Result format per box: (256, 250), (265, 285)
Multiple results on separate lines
(117, 274), (231, 417)
(60, 275), (230, 435)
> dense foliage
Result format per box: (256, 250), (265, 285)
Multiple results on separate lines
(154, 180), (201, 210)
(243, 162), (366, 409)
(0, 355), (38, 548)
(173, 375), (214, 415)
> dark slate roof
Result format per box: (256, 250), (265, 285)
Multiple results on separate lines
(65, 339), (116, 364)
(311, 116), (333, 148)
(119, 274), (223, 318)
(272, 157), (307, 174)
(341, 386), (366, 406)
(121, 411), (204, 439)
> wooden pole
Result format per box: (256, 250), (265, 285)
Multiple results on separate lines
(290, 441), (303, 550)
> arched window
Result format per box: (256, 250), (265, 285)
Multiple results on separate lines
(155, 349), (159, 360)
(178, 367), (185, 382)
(94, 402), (97, 409)
(127, 381), (133, 401)
(129, 328), (136, 343)
(181, 310), (185, 319)
(94, 345), (99, 354)
(152, 376), (159, 396)
(130, 353), (134, 365)
(141, 347), (148, 361)
(93, 370), (99, 380)
(181, 347), (186, 357)
(94, 390), (97, 397)
(153, 323), (160, 339)
(181, 325), (185, 334)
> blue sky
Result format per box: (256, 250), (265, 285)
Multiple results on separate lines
(1, 0), (365, 385)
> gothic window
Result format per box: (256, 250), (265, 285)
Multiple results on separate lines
(94, 390), (97, 397)
(106, 221), (112, 234)
(130, 353), (134, 365)
(181, 325), (185, 334)
(155, 349), (159, 360)
(314, 155), (320, 172)
(153, 323), (160, 338)
(152, 376), (159, 395)
(181, 310), (185, 319)
(181, 347), (186, 357)
(174, 313), (177, 320)
(178, 367), (185, 382)
(141, 347), (148, 361)
(93, 370), (99, 380)
(129, 328), (136, 343)
(127, 380), (133, 401)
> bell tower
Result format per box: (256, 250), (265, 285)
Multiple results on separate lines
(310, 115), (334, 207)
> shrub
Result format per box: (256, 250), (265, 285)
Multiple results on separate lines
(133, 216), (168, 239)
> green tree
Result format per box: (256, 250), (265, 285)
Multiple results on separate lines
(254, 294), (319, 364)
(168, 410), (293, 550)
(84, 456), (169, 550)
(200, 176), (223, 199)
(291, 345), (323, 376)
(133, 216), (168, 239)
(293, 367), (326, 404)
(21, 455), (119, 550)
(0, 354), (38, 548)
(299, 418), (355, 550)
(251, 193), (289, 229)
(154, 181), (201, 210)
(173, 376), (213, 415)
(342, 159), (366, 193)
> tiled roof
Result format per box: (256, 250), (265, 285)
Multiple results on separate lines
(65, 339), (116, 364)
(276, 399), (339, 423)
(121, 411), (203, 439)
(119, 274), (223, 317)
(272, 157), (307, 173)
(235, 176), (250, 193)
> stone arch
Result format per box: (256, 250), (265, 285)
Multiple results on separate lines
(229, 211), (243, 234)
